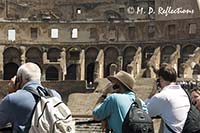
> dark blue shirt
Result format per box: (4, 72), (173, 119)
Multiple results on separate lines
(0, 81), (61, 132)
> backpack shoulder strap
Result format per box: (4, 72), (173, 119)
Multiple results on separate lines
(182, 88), (192, 106)
(23, 86), (55, 132)
(23, 86), (41, 132)
(24, 86), (54, 98)
(24, 87), (41, 98)
(133, 97), (142, 109)
(165, 123), (176, 133)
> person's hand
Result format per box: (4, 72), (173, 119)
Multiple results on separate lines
(101, 120), (108, 132)
(102, 82), (112, 96)
(94, 83), (112, 106)
(7, 76), (19, 93)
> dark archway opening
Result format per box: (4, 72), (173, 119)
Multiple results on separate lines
(46, 66), (59, 80)
(66, 64), (77, 80)
(86, 63), (95, 83)
(4, 63), (19, 80)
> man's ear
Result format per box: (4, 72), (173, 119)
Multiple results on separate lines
(15, 75), (22, 90)
(15, 77), (19, 85)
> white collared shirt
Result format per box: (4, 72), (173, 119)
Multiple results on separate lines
(145, 84), (190, 133)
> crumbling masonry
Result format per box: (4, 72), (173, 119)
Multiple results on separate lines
(0, 0), (199, 82)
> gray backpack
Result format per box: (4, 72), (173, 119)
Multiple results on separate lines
(122, 98), (154, 133)
(25, 86), (75, 133)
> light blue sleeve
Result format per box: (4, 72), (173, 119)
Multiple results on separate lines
(0, 96), (12, 127)
(93, 95), (113, 120)
(145, 94), (165, 118)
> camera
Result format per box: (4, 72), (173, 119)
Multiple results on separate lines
(177, 81), (199, 91)
(156, 78), (161, 92)
(156, 79), (160, 87)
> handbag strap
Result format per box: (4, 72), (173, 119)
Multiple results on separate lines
(181, 87), (192, 106)
(165, 123), (176, 133)
(164, 86), (192, 133)
(133, 97), (142, 109)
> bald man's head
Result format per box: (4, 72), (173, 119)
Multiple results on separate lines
(17, 62), (41, 83)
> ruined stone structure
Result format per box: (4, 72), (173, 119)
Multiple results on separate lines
(0, 0), (199, 83)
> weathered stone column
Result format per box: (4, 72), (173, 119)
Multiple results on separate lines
(146, 46), (160, 78)
(41, 67), (46, 81)
(94, 49), (104, 79)
(42, 50), (48, 80)
(128, 47), (142, 77)
(59, 48), (66, 80)
(182, 47), (200, 78)
(182, 64), (193, 78)
(43, 50), (49, 64)
(0, 45), (5, 79)
(79, 49), (85, 80)
(109, 64), (117, 76)
(169, 45), (180, 73)
(20, 46), (26, 64)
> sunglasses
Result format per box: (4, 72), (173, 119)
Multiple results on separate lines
(113, 84), (120, 90)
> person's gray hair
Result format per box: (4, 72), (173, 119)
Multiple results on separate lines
(17, 62), (41, 82)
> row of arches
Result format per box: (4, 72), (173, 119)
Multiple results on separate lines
(2, 44), (200, 82)
(3, 47), (63, 65)
(4, 63), (59, 80)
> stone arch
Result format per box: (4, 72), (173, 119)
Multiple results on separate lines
(104, 46), (119, 77)
(3, 24), (20, 31)
(66, 47), (81, 80)
(104, 10), (122, 20)
(161, 45), (176, 64)
(26, 47), (43, 64)
(122, 46), (137, 71)
(85, 47), (99, 83)
(85, 47), (99, 60)
(142, 46), (155, 68)
(67, 47), (81, 60)
(181, 45), (196, 63)
(47, 47), (61, 62)
(46, 66), (59, 80)
(3, 47), (21, 65)
(3, 63), (19, 80)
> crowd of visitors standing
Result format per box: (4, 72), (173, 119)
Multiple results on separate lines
(0, 62), (199, 133)
(93, 63), (200, 133)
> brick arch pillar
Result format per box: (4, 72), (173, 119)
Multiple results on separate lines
(42, 51), (48, 80)
(0, 46), (5, 79)
(94, 49), (104, 79)
(20, 46), (26, 64)
(60, 48), (66, 80)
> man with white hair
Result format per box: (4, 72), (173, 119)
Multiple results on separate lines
(0, 62), (61, 132)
